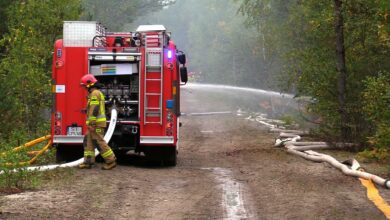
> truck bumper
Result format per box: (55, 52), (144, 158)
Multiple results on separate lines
(140, 136), (174, 144)
(53, 135), (84, 144)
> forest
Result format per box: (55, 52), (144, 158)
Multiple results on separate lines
(0, 0), (389, 162)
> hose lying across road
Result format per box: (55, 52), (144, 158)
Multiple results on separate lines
(0, 109), (118, 174)
(250, 115), (390, 189)
(274, 131), (390, 189)
(251, 115), (390, 217)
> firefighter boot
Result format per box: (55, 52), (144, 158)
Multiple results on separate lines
(78, 163), (92, 169)
(78, 156), (94, 169)
(102, 161), (116, 170)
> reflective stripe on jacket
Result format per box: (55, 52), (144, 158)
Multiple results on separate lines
(86, 89), (107, 127)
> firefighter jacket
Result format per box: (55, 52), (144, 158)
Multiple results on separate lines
(86, 88), (107, 128)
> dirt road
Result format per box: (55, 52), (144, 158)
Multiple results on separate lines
(1, 85), (388, 219)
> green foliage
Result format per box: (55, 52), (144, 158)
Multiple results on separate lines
(0, 0), (13, 36)
(363, 73), (390, 124)
(362, 73), (390, 152)
(0, 0), (81, 139)
(0, 130), (56, 190)
(0, 0), (80, 191)
(238, 0), (390, 144)
(0, 131), (35, 190)
(0, 129), (64, 191)
(358, 148), (390, 163)
(280, 115), (294, 126)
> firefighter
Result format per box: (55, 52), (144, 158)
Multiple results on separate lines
(79, 74), (116, 170)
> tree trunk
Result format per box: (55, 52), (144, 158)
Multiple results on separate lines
(334, 0), (348, 141)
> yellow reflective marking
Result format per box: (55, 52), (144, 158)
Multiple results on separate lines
(96, 117), (106, 122)
(359, 178), (390, 219)
(84, 151), (95, 156)
(101, 149), (113, 158)
(100, 101), (105, 115)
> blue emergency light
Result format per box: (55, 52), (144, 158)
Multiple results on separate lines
(166, 100), (173, 109)
(167, 50), (172, 59)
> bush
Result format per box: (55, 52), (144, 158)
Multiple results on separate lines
(0, 140), (34, 191)
(361, 72), (390, 161)
(0, 131), (56, 192)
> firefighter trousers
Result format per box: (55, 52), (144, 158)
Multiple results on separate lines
(83, 127), (116, 164)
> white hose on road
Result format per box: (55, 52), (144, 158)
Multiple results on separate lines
(0, 109), (118, 174)
(281, 133), (390, 189)
(256, 117), (390, 189)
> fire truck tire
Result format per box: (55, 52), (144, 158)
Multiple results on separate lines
(144, 147), (177, 166)
(165, 149), (177, 166)
(56, 144), (83, 163)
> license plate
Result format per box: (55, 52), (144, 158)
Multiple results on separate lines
(67, 126), (82, 136)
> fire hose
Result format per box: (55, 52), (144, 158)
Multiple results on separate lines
(253, 115), (390, 217)
(0, 108), (117, 173)
(1, 135), (52, 166)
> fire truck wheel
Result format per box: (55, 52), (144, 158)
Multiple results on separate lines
(56, 144), (83, 163)
(144, 147), (177, 167)
(165, 149), (177, 167)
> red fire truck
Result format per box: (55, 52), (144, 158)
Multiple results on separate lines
(51, 21), (187, 166)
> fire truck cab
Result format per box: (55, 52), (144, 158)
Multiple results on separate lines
(51, 21), (187, 166)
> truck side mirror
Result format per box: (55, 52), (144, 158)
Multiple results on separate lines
(180, 66), (188, 84)
(177, 54), (186, 65)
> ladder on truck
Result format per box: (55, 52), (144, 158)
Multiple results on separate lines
(144, 32), (164, 125)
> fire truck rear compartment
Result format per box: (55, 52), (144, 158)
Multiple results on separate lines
(90, 60), (140, 151)
(89, 59), (139, 121)
(104, 75), (139, 151)
(97, 74), (139, 121)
